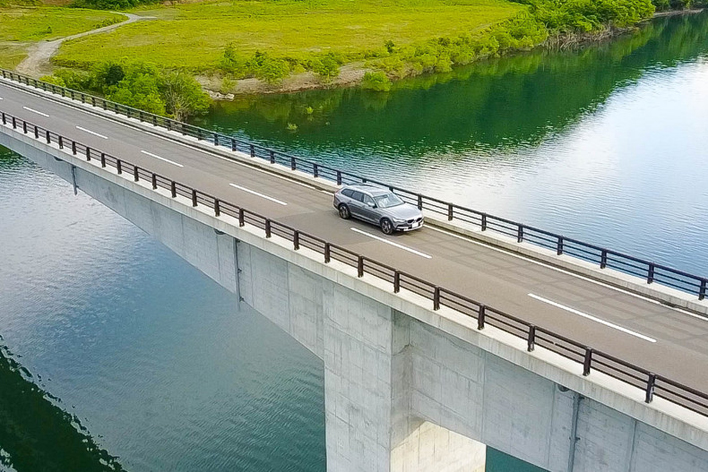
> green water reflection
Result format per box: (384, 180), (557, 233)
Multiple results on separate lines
(201, 12), (708, 154)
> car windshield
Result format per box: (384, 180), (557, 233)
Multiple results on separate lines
(374, 193), (404, 209)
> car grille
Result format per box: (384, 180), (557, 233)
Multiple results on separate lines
(406, 217), (423, 224)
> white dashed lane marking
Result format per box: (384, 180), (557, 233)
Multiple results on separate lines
(528, 293), (657, 343)
(351, 227), (432, 259)
(76, 126), (108, 139)
(229, 184), (288, 206)
(140, 150), (183, 168)
(23, 106), (48, 117)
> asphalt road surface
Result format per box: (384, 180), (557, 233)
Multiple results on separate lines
(2, 80), (707, 394)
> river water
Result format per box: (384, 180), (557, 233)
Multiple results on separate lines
(1, 11), (707, 472)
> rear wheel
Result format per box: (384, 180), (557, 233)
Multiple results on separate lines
(338, 204), (351, 219)
(380, 218), (394, 235)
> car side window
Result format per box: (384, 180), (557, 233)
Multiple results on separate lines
(350, 191), (365, 202)
(363, 195), (375, 206)
(341, 189), (354, 198)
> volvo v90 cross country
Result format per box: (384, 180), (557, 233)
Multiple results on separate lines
(333, 184), (424, 234)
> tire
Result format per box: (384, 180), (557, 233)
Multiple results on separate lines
(380, 218), (394, 235)
(338, 204), (351, 219)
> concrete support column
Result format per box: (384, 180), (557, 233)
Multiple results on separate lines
(323, 299), (486, 471)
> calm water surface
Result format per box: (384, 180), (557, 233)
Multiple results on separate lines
(1, 11), (708, 472)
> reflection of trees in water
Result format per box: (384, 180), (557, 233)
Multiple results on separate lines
(0, 148), (26, 170)
(203, 12), (708, 154)
(0, 342), (125, 472)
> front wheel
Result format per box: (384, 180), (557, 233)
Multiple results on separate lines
(338, 204), (351, 219)
(380, 218), (394, 235)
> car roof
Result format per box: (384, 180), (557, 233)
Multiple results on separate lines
(343, 184), (391, 196)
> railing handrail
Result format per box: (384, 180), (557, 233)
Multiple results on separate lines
(1, 68), (705, 301)
(3, 109), (708, 419)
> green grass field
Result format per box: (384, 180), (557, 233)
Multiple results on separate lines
(53, 0), (524, 72)
(0, 7), (123, 41)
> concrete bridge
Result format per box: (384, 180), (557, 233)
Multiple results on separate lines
(1, 72), (708, 472)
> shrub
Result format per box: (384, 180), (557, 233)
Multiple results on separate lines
(361, 71), (391, 92)
(312, 53), (340, 82)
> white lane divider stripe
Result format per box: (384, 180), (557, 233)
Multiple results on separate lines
(229, 184), (288, 206)
(76, 126), (108, 139)
(23, 106), (48, 117)
(350, 227), (432, 259)
(528, 293), (657, 343)
(140, 150), (183, 168)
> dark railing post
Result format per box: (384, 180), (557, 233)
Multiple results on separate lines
(417, 195), (423, 210)
(645, 373), (657, 403)
(600, 250), (608, 269)
(101, 153), (106, 168)
(250, 144), (255, 157)
(265, 220), (271, 238)
(171, 181), (177, 198)
(133, 166), (139, 182)
(46, 130), (50, 144)
(583, 348), (593, 376)
(557, 236), (564, 255)
(238, 208), (245, 227)
(517, 225), (524, 243)
(231, 138), (237, 152)
(527, 325), (536, 351)
(167, 120), (172, 131)
(197, 128), (202, 140)
(293, 231), (300, 250)
(116, 160), (122, 174)
(313, 163), (319, 178)
(447, 203), (453, 221)
(357, 256), (364, 277)
(23, 121), (27, 134)
(59, 136), (64, 150)
(481, 214), (487, 231)
(213, 133), (218, 145)
(700, 279), (706, 301)
(477, 305), (486, 330)
(393, 271), (400, 293)
(1, 112), (5, 125)
(291, 156), (296, 171)
(91, 97), (96, 107)
(214, 199), (220, 217)
(138, 110), (144, 122)
(153, 115), (157, 126)
(192, 189), (198, 207)
(11, 116), (16, 129)
(152, 173), (157, 190)
(86, 147), (91, 161)
(34, 126), (39, 139)
(336, 171), (342, 186)
(648, 264), (655, 284)
(433, 287), (441, 311)
(71, 141), (77, 155)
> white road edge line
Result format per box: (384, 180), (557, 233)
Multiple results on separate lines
(528, 293), (657, 343)
(140, 150), (184, 168)
(229, 184), (287, 206)
(424, 225), (707, 321)
(351, 227), (432, 259)
(76, 125), (108, 139)
(23, 106), (48, 117)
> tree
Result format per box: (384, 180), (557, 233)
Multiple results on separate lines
(160, 71), (212, 121)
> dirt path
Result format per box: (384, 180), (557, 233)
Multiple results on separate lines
(16, 13), (151, 77)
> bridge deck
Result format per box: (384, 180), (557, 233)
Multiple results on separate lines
(2, 81), (707, 393)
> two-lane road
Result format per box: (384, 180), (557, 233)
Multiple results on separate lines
(2, 79), (707, 392)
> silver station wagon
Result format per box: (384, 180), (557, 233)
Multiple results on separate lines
(333, 184), (424, 234)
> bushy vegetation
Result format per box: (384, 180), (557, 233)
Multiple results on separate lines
(526, 0), (656, 32)
(218, 46), (342, 84)
(70, 0), (159, 11)
(42, 61), (211, 120)
(361, 71), (392, 91)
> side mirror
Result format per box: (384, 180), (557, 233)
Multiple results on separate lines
(367, 202), (376, 208)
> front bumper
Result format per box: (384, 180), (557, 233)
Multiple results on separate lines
(396, 219), (424, 232)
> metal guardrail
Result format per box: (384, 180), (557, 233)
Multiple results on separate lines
(3, 109), (708, 418)
(1, 68), (706, 301)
